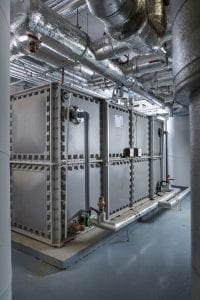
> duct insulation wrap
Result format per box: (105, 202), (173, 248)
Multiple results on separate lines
(172, 0), (200, 299)
(86, 0), (167, 54)
(173, 0), (200, 105)
(10, 0), (165, 106)
(0, 0), (12, 300)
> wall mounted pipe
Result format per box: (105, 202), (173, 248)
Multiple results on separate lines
(172, 1), (200, 299)
(11, 0), (165, 107)
(0, 1), (12, 299)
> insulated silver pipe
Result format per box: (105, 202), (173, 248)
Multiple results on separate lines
(125, 53), (167, 77)
(172, 1), (200, 299)
(93, 38), (131, 60)
(0, 1), (12, 300)
(93, 28), (171, 61)
(56, 0), (86, 15)
(11, 0), (165, 107)
(86, 0), (167, 55)
(10, 35), (75, 66)
(91, 189), (181, 231)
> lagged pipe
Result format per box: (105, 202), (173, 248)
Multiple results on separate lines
(11, 0), (165, 106)
(86, 0), (167, 55)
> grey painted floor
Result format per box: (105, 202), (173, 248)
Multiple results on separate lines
(12, 197), (191, 300)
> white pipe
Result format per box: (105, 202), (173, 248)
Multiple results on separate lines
(0, 0), (12, 299)
(91, 189), (182, 231)
(158, 187), (191, 208)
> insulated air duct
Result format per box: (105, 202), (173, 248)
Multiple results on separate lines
(124, 53), (167, 77)
(86, 0), (167, 55)
(11, 0), (165, 106)
(172, 1), (200, 299)
(10, 35), (75, 66)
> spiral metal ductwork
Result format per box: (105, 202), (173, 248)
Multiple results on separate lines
(124, 53), (167, 76)
(172, 0), (200, 299)
(86, 0), (167, 54)
(10, 35), (75, 66)
(11, 0), (165, 106)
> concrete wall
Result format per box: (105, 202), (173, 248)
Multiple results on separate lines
(167, 116), (190, 187)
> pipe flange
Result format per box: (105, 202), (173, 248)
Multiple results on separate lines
(174, 59), (200, 106)
(172, 0), (200, 106)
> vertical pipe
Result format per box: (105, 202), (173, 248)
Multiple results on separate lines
(165, 131), (169, 179)
(0, 0), (12, 299)
(190, 90), (200, 299)
(160, 129), (164, 181)
(149, 116), (155, 199)
(101, 101), (110, 219)
(129, 108), (134, 206)
(84, 112), (90, 211)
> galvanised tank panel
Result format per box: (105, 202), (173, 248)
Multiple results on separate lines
(109, 105), (129, 156)
(89, 164), (101, 210)
(153, 159), (161, 193)
(67, 164), (101, 221)
(11, 87), (51, 160)
(10, 163), (60, 245)
(67, 165), (85, 221)
(11, 167), (48, 233)
(67, 93), (101, 158)
(109, 162), (130, 213)
(10, 83), (164, 246)
(154, 119), (163, 156)
(12, 91), (47, 155)
(134, 159), (150, 201)
(134, 114), (150, 155)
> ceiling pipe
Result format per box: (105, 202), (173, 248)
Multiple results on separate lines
(143, 79), (172, 89)
(11, 35), (168, 81)
(11, 57), (88, 86)
(93, 29), (171, 61)
(11, 0), (165, 106)
(140, 69), (172, 82)
(124, 53), (167, 77)
(172, 1), (200, 299)
(86, 0), (167, 56)
(93, 37), (132, 60)
(10, 34), (76, 64)
(56, 0), (86, 15)
(11, 0), (167, 106)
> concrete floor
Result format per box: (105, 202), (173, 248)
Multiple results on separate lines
(12, 196), (191, 300)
